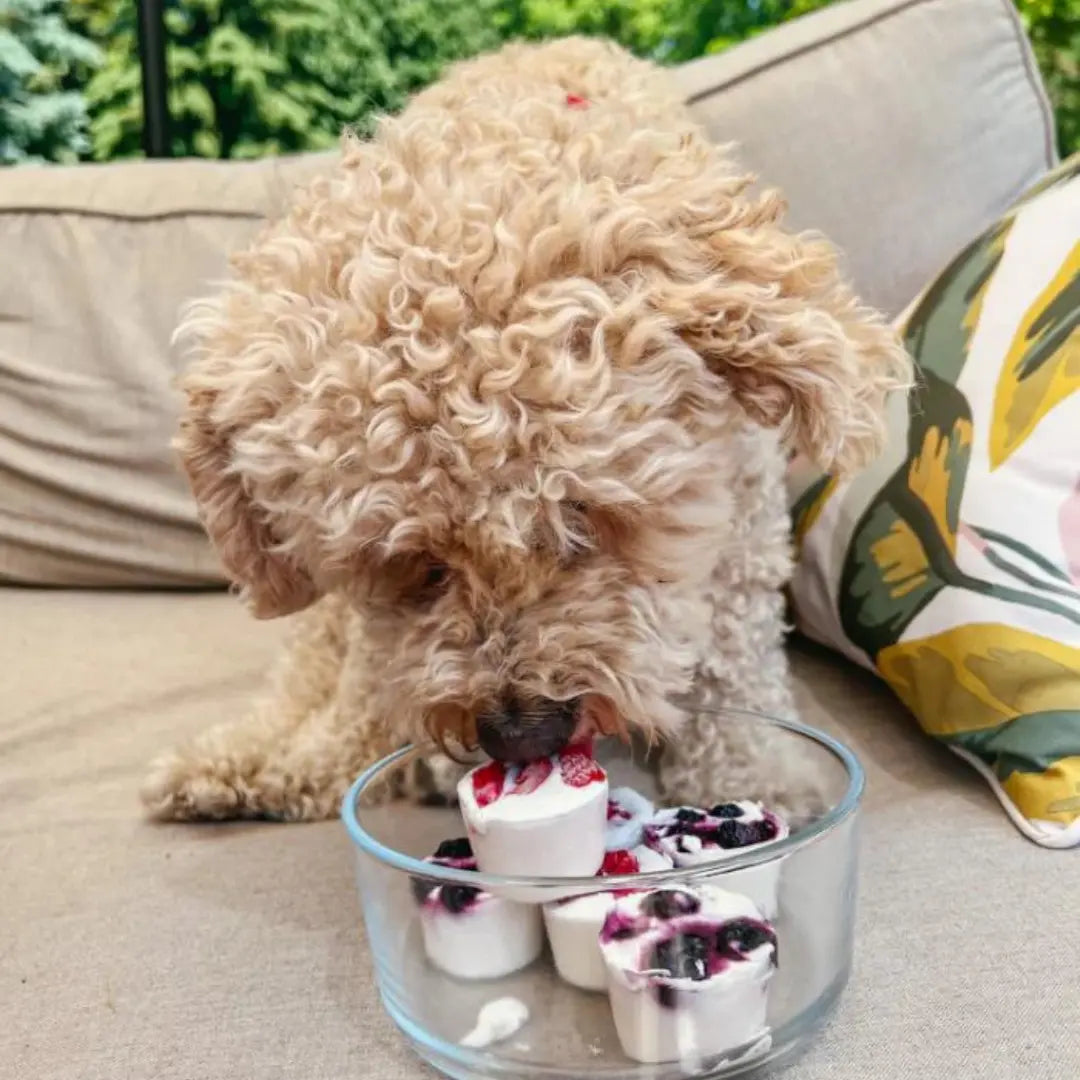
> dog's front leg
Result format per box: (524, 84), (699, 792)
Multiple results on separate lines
(142, 595), (468, 820)
(141, 596), (397, 822)
(656, 579), (815, 813)
(656, 459), (826, 820)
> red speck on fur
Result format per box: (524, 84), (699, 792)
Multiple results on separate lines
(565, 93), (588, 109)
(559, 745), (605, 787)
(607, 800), (631, 821)
(601, 850), (640, 875)
(471, 761), (506, 807)
(508, 757), (553, 796)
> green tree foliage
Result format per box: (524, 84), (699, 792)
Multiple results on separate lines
(78, 0), (507, 160)
(48, 0), (1080, 162)
(0, 0), (100, 163)
(1017, 0), (1080, 155)
(499, 0), (671, 56)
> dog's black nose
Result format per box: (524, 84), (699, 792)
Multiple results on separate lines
(476, 696), (580, 763)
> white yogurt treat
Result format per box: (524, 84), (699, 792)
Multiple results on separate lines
(459, 996), (529, 1048)
(644, 802), (789, 917)
(605, 787), (656, 852)
(412, 838), (543, 980)
(457, 745), (608, 878)
(599, 885), (777, 1064)
(542, 844), (674, 991)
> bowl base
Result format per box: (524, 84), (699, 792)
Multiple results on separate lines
(382, 967), (848, 1080)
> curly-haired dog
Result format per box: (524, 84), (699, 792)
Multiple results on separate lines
(142, 37), (909, 823)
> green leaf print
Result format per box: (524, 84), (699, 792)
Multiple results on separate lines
(902, 219), (1012, 386)
(944, 710), (1080, 780)
(839, 371), (972, 657)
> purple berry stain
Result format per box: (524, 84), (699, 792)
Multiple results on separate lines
(433, 837), (473, 861)
(647, 918), (778, 1006)
(409, 875), (435, 905)
(640, 889), (701, 920)
(439, 884), (481, 914)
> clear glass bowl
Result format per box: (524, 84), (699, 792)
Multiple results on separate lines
(342, 709), (863, 1080)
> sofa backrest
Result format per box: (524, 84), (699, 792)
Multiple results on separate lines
(0, 0), (1056, 589)
(0, 156), (329, 588)
(672, 0), (1056, 317)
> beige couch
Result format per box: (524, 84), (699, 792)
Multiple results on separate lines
(4, 1), (1077, 1077)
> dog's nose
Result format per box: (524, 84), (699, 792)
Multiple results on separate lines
(475, 696), (580, 763)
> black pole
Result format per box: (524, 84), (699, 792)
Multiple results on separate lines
(136, 0), (171, 157)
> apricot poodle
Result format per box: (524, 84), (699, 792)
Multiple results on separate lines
(142, 37), (909, 823)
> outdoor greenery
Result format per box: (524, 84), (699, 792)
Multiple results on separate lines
(1017, 0), (1080, 155)
(3, 0), (1078, 163)
(73, 0), (510, 159)
(0, 0), (100, 163)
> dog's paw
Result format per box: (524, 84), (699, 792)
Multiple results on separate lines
(140, 749), (248, 821)
(140, 747), (341, 822)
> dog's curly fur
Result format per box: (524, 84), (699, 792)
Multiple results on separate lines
(141, 37), (910, 823)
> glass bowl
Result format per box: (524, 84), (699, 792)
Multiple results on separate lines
(341, 708), (863, 1080)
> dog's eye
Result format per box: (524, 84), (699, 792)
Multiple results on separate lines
(423, 563), (449, 590)
(410, 561), (452, 603)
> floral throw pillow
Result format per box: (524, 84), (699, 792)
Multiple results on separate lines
(788, 157), (1080, 848)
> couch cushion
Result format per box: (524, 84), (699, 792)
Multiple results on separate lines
(0, 156), (329, 588)
(672, 0), (1056, 318)
(788, 156), (1080, 847)
(3, 589), (1079, 1079)
(0, 0), (1053, 590)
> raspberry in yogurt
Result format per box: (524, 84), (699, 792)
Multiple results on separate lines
(543, 843), (674, 991)
(457, 743), (608, 878)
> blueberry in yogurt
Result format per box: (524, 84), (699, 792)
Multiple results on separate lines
(439, 884), (482, 914)
(639, 889), (701, 920)
(643, 801), (789, 918)
(651, 932), (711, 981)
(599, 885), (778, 1063)
(414, 838), (542, 980)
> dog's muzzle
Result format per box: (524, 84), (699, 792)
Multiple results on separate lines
(475, 696), (581, 763)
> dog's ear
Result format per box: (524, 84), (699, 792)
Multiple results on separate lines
(176, 383), (318, 620)
(652, 188), (911, 473)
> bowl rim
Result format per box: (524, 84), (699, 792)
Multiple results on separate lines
(340, 707), (864, 891)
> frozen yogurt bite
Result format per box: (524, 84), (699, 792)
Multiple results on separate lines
(411, 838), (543, 980)
(457, 744), (608, 878)
(599, 885), (777, 1063)
(645, 801), (789, 916)
(543, 843), (673, 991)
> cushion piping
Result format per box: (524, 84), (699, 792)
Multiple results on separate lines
(0, 1), (1057, 221)
(0, 207), (263, 223)
(684, 0), (1056, 179)
(684, 0), (933, 104)
(995, 0), (1058, 168)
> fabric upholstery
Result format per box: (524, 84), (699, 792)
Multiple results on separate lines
(1, 3), (1073, 1075)
(3, 588), (1079, 1079)
(0, 0), (1055, 590)
(788, 157), (1080, 847)
(672, 0), (1056, 318)
(0, 155), (328, 589)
